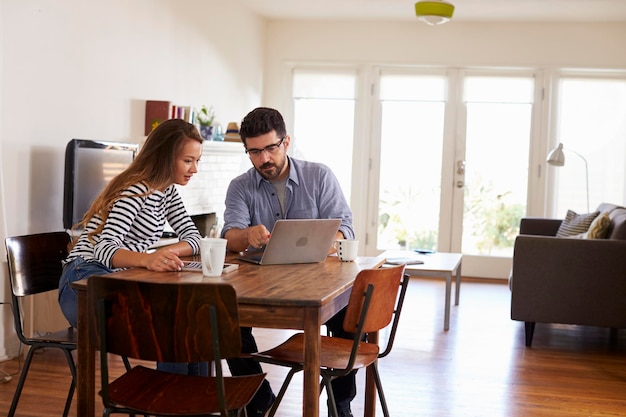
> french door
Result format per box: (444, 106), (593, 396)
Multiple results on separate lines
(369, 68), (537, 278)
(290, 66), (539, 278)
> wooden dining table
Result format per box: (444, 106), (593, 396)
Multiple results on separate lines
(71, 254), (386, 417)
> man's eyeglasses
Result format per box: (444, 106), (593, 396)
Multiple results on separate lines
(245, 137), (285, 157)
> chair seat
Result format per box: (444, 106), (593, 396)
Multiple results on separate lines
(105, 365), (266, 415)
(26, 327), (77, 346)
(255, 333), (380, 370)
(251, 265), (407, 417)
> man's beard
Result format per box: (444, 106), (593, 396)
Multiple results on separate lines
(256, 156), (287, 181)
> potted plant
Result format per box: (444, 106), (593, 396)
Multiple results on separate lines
(196, 105), (215, 140)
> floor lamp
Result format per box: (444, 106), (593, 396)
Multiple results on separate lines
(546, 143), (590, 213)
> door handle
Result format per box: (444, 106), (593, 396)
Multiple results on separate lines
(456, 160), (466, 175)
(456, 160), (465, 188)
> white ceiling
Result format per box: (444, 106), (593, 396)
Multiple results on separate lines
(239, 0), (626, 23)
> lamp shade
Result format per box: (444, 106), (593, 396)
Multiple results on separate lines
(546, 142), (590, 212)
(415, 1), (455, 25)
(546, 143), (565, 166)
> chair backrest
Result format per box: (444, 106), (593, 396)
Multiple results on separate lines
(343, 264), (406, 335)
(5, 232), (72, 340)
(88, 276), (241, 364)
(5, 231), (71, 297)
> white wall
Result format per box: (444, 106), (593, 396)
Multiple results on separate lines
(263, 20), (626, 106)
(0, 0), (265, 358)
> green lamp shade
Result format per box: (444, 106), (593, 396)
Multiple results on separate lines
(415, 1), (455, 25)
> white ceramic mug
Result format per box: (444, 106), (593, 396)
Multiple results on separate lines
(334, 239), (359, 262)
(200, 237), (227, 276)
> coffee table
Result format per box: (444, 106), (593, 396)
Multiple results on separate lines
(381, 250), (463, 331)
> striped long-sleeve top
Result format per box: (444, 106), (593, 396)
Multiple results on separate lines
(65, 182), (201, 269)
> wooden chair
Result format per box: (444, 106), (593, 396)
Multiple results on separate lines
(5, 231), (77, 417)
(253, 264), (408, 417)
(88, 276), (266, 417)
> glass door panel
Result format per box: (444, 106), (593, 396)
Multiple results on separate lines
(461, 76), (533, 257)
(291, 69), (356, 202)
(378, 101), (445, 250)
(376, 73), (446, 251)
(551, 77), (626, 216)
(462, 102), (531, 255)
(293, 99), (355, 201)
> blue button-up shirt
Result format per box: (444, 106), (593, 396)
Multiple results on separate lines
(222, 157), (354, 242)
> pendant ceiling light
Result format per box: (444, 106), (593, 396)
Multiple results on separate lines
(415, 1), (455, 26)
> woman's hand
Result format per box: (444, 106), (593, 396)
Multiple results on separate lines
(146, 248), (184, 271)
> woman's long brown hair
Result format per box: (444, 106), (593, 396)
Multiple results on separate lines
(71, 119), (202, 246)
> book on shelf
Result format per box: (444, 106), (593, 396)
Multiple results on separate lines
(170, 105), (194, 123)
(145, 100), (171, 135)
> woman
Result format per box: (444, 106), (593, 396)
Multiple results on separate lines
(58, 118), (206, 375)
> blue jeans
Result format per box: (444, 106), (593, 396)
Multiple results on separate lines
(58, 256), (113, 328)
(58, 256), (208, 376)
(156, 362), (209, 376)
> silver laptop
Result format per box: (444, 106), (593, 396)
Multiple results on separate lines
(237, 219), (341, 265)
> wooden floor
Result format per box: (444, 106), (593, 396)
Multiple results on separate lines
(1, 277), (625, 417)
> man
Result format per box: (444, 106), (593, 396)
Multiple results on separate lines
(221, 107), (356, 417)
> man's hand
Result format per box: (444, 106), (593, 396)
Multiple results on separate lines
(224, 224), (272, 252)
(247, 224), (271, 249)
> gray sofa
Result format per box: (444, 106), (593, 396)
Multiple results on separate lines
(510, 203), (626, 346)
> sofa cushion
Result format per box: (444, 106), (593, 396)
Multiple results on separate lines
(585, 212), (611, 238)
(567, 212), (611, 239)
(555, 210), (600, 238)
(607, 207), (626, 240)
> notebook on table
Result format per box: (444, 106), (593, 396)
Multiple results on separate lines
(237, 219), (342, 265)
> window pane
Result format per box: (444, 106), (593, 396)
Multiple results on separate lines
(293, 69), (356, 99)
(292, 98), (354, 201)
(465, 76), (534, 103)
(377, 73), (445, 251)
(463, 102), (531, 256)
(380, 74), (446, 101)
(462, 76), (533, 256)
(554, 77), (626, 216)
(291, 70), (356, 202)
